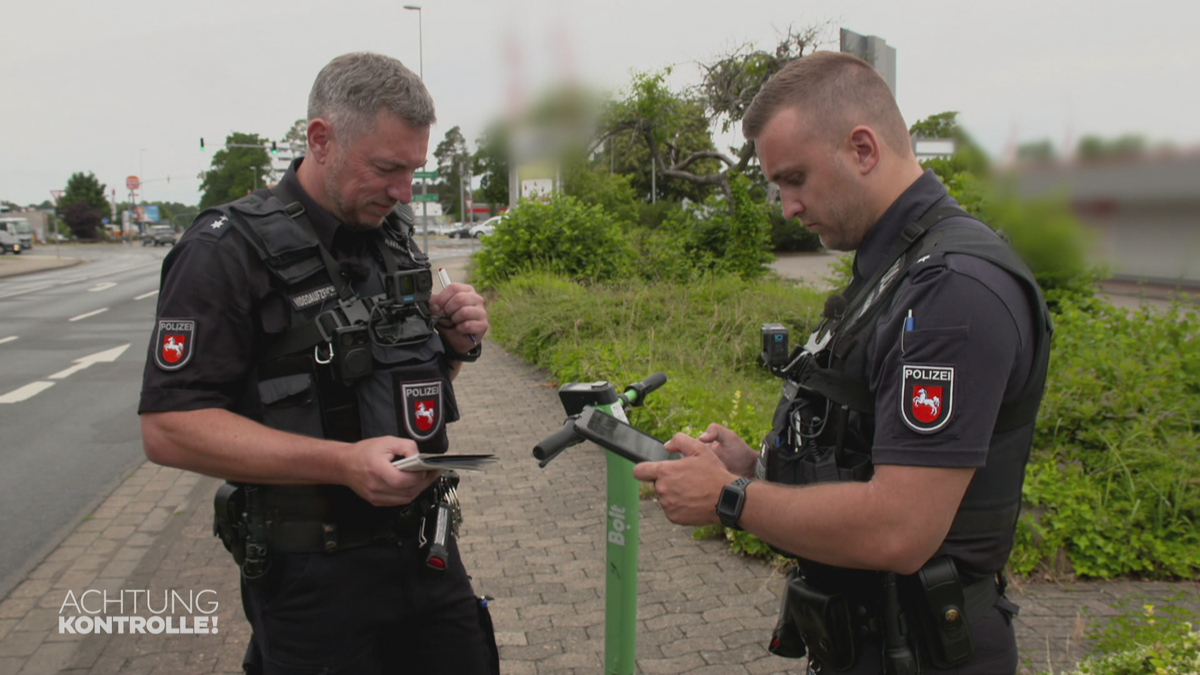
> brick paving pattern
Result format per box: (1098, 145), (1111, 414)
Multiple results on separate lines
(0, 255), (1196, 674)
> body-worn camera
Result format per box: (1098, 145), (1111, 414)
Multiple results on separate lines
(761, 323), (790, 369)
(373, 269), (435, 347)
(315, 269), (436, 382)
(317, 296), (375, 382)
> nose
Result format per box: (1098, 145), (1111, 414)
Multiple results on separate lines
(780, 191), (804, 221)
(387, 179), (413, 204)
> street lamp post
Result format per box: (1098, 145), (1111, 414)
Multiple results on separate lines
(403, 5), (423, 80)
(403, 3), (427, 249)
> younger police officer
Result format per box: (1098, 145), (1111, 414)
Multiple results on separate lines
(633, 52), (1051, 675)
(139, 53), (495, 674)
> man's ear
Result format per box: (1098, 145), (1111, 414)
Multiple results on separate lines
(846, 125), (881, 175)
(307, 119), (334, 164)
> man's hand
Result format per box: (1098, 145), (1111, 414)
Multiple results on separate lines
(632, 433), (738, 526)
(340, 436), (439, 507)
(431, 282), (488, 356)
(696, 424), (758, 478)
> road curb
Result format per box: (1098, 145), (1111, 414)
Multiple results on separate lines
(0, 255), (84, 280)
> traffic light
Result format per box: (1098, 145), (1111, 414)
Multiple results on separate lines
(271, 141), (278, 156)
(200, 137), (205, 151)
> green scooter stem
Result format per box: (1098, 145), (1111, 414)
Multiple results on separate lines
(598, 399), (640, 675)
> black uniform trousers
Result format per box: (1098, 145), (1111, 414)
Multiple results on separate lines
(240, 535), (495, 675)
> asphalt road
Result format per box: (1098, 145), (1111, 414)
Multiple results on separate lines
(0, 244), (170, 600)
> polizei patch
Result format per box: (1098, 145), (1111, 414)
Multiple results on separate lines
(155, 319), (195, 371)
(901, 364), (954, 433)
(400, 380), (443, 440)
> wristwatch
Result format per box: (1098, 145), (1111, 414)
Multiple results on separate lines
(445, 341), (482, 363)
(716, 478), (753, 530)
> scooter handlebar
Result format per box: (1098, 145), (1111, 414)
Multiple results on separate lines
(624, 371), (667, 407)
(533, 417), (584, 468)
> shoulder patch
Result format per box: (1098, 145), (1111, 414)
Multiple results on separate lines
(901, 364), (954, 433)
(155, 319), (195, 371)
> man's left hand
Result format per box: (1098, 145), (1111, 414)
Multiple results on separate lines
(431, 282), (488, 354)
(632, 433), (738, 526)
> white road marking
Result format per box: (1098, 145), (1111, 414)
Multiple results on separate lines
(49, 344), (131, 379)
(0, 344), (132, 404)
(0, 381), (55, 404)
(134, 290), (159, 300)
(68, 308), (109, 322)
(88, 282), (117, 292)
(0, 336), (16, 345)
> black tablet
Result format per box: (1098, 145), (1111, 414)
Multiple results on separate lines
(573, 406), (672, 464)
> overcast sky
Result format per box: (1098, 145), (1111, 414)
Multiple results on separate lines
(2, 0), (1196, 208)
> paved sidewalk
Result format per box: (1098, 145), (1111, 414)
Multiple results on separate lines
(0, 256), (1196, 674)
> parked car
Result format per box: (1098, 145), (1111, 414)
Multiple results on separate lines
(446, 225), (473, 239)
(141, 225), (176, 247)
(470, 215), (503, 238)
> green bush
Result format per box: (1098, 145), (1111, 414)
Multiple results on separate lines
(665, 174), (774, 281)
(1011, 298), (1200, 579)
(471, 194), (635, 288)
(768, 210), (823, 252)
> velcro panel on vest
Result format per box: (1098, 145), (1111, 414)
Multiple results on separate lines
(227, 195), (326, 285)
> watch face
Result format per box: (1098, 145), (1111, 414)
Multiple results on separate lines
(719, 487), (742, 512)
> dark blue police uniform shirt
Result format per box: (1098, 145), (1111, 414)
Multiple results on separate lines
(856, 170), (1037, 469)
(139, 158), (365, 414)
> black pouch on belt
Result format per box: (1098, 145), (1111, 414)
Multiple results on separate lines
(914, 556), (974, 669)
(786, 574), (857, 671)
(768, 567), (807, 658)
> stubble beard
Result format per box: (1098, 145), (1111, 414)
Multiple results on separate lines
(323, 151), (386, 232)
(818, 160), (875, 252)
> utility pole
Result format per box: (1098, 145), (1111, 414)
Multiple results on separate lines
(458, 161), (467, 223)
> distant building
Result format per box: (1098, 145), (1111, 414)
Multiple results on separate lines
(1015, 153), (1200, 287)
(840, 29), (897, 97)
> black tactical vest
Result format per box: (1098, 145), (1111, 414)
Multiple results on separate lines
(201, 186), (459, 454)
(762, 207), (1052, 586)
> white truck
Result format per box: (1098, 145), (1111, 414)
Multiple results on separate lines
(0, 217), (33, 254)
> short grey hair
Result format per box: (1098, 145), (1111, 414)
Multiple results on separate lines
(308, 52), (436, 142)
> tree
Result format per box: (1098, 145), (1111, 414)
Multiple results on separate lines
(909, 111), (990, 177)
(595, 24), (831, 204)
(59, 172), (111, 217)
(432, 125), (471, 221)
(198, 133), (273, 209)
(473, 123), (510, 213)
(1076, 133), (1146, 160)
(1017, 140), (1056, 163)
(61, 201), (103, 240)
(281, 118), (307, 150)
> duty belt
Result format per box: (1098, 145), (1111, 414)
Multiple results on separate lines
(257, 484), (434, 554)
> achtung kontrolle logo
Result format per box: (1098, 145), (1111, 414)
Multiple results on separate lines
(58, 589), (219, 635)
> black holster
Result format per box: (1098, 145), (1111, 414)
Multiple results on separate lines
(785, 573), (859, 671)
(212, 482), (247, 565)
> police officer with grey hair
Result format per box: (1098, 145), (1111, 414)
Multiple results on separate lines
(140, 52), (497, 674)
(635, 51), (1051, 674)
